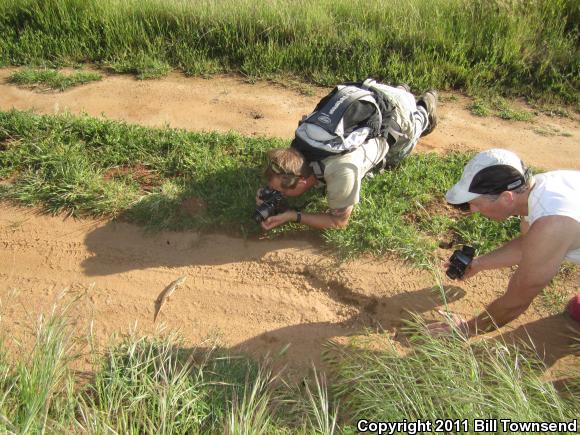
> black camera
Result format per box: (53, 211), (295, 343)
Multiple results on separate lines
(253, 187), (284, 223)
(446, 245), (475, 280)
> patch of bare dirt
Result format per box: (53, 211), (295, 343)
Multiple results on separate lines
(103, 164), (160, 192)
(0, 70), (579, 374)
(0, 68), (578, 170)
(0, 204), (578, 374)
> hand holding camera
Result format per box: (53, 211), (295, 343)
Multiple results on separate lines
(253, 187), (285, 224)
(446, 245), (475, 280)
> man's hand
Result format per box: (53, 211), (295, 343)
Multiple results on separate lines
(260, 210), (296, 231)
(255, 188), (264, 206)
(442, 257), (481, 280)
(427, 310), (469, 337)
(462, 260), (480, 280)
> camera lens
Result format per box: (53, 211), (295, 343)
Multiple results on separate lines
(253, 210), (265, 224)
(253, 205), (268, 223)
(253, 202), (276, 223)
(253, 187), (283, 224)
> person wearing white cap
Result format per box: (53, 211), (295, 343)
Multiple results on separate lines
(429, 148), (580, 335)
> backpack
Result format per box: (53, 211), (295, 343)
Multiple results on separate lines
(291, 83), (381, 162)
(291, 78), (415, 180)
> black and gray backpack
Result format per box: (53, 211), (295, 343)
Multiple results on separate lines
(291, 78), (415, 180)
(291, 83), (381, 162)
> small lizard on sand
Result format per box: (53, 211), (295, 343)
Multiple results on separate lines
(154, 275), (187, 322)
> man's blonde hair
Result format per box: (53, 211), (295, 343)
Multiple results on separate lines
(265, 148), (312, 188)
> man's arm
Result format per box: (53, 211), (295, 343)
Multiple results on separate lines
(461, 220), (530, 279)
(261, 206), (353, 231)
(432, 216), (577, 336)
(467, 236), (524, 277)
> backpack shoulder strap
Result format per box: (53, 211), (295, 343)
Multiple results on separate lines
(309, 160), (326, 183)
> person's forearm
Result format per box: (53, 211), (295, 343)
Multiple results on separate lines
(463, 296), (529, 335)
(299, 211), (347, 230)
(473, 236), (524, 272)
(463, 270), (545, 335)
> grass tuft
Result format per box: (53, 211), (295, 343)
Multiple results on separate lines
(8, 68), (102, 91)
(468, 96), (534, 121)
(538, 262), (578, 315)
(326, 322), (579, 426)
(468, 99), (491, 117)
(0, 302), (78, 433)
(105, 53), (171, 80)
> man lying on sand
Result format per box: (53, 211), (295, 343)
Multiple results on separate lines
(255, 80), (438, 230)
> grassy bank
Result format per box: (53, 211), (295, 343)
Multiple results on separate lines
(0, 109), (520, 264)
(0, 0), (578, 103)
(0, 307), (577, 433)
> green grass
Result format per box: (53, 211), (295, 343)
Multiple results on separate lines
(326, 323), (579, 428)
(0, 109), (521, 264)
(0, 304), (77, 433)
(533, 125), (574, 138)
(468, 96), (535, 121)
(467, 99), (491, 117)
(0, 307), (577, 433)
(0, 0), (578, 103)
(105, 54), (171, 80)
(8, 68), (102, 91)
(538, 263), (578, 315)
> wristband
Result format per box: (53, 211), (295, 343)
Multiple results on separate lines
(295, 210), (301, 224)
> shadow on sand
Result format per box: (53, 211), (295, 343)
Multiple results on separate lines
(228, 283), (467, 369)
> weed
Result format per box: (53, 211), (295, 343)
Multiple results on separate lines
(533, 126), (573, 137)
(0, 302), (77, 433)
(531, 103), (573, 119)
(468, 96), (534, 121)
(494, 100), (534, 122)
(539, 287), (572, 316)
(538, 262), (578, 315)
(8, 68), (102, 91)
(468, 99), (491, 117)
(105, 53), (171, 80)
(326, 323), (579, 426)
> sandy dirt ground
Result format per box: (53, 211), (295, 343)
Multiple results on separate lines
(0, 69), (579, 374)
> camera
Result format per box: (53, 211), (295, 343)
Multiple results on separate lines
(253, 187), (284, 223)
(446, 245), (475, 279)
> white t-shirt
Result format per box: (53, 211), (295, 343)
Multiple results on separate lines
(322, 137), (389, 209)
(527, 170), (580, 264)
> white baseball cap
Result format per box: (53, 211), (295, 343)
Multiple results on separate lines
(446, 149), (528, 204)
